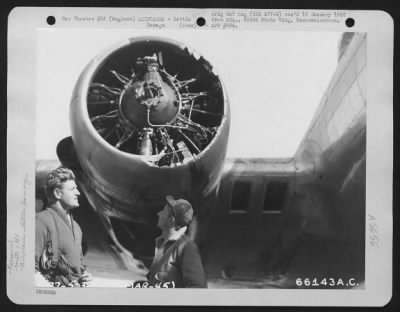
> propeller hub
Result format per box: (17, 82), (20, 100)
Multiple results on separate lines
(120, 63), (180, 129)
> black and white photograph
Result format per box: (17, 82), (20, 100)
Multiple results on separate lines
(6, 8), (393, 306)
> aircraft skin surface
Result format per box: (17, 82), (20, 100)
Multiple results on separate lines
(35, 33), (366, 287)
(207, 33), (366, 286)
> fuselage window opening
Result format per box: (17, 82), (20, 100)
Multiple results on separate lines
(262, 181), (288, 213)
(230, 180), (251, 213)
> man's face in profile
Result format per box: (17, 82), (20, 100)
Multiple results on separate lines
(57, 180), (80, 210)
(157, 204), (173, 230)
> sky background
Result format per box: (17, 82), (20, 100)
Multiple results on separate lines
(36, 29), (342, 159)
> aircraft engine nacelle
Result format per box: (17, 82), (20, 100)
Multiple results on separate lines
(58, 37), (230, 267)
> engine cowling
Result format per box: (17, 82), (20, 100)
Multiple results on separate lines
(61, 37), (230, 268)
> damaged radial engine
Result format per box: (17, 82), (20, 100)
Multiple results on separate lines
(57, 37), (230, 269)
(89, 51), (219, 165)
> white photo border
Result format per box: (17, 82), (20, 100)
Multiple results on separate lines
(6, 7), (393, 306)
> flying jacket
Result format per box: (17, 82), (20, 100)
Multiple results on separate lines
(35, 205), (85, 284)
(147, 234), (207, 288)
